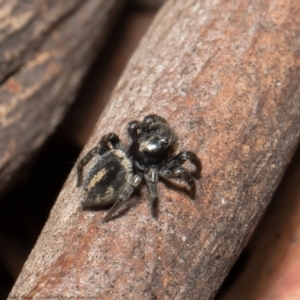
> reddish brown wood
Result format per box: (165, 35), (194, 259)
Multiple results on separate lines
(0, 0), (125, 196)
(9, 0), (300, 299)
(219, 146), (300, 300)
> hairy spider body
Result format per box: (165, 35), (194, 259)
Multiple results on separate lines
(77, 114), (201, 222)
(82, 150), (133, 207)
(128, 115), (178, 168)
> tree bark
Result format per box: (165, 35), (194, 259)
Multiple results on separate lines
(9, 0), (300, 299)
(0, 0), (125, 196)
(219, 145), (300, 300)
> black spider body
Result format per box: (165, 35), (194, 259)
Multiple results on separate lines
(128, 115), (178, 168)
(77, 114), (201, 222)
(82, 150), (133, 207)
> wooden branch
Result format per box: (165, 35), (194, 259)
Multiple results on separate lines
(9, 0), (300, 299)
(0, 0), (125, 196)
(220, 147), (300, 300)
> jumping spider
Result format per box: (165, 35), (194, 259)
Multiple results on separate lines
(77, 114), (201, 222)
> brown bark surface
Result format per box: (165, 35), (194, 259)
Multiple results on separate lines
(9, 0), (300, 299)
(0, 0), (124, 195)
(219, 145), (300, 300)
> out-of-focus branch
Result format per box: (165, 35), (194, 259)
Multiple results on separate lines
(9, 0), (300, 299)
(0, 0), (125, 196)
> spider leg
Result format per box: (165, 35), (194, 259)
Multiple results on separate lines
(159, 166), (196, 199)
(145, 167), (159, 219)
(127, 120), (141, 143)
(100, 132), (125, 151)
(166, 151), (201, 178)
(104, 174), (142, 222)
(76, 145), (108, 187)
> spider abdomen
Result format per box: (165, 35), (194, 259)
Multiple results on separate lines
(81, 150), (133, 208)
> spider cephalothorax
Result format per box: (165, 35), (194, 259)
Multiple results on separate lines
(77, 114), (201, 222)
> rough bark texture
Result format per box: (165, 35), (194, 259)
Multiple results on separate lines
(0, 0), (125, 195)
(220, 145), (300, 300)
(9, 0), (300, 299)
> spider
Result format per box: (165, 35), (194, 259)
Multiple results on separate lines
(77, 114), (201, 222)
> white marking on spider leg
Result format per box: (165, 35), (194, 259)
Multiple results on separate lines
(132, 175), (142, 186)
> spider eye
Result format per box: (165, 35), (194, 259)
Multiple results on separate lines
(161, 138), (168, 146)
(145, 118), (153, 126)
